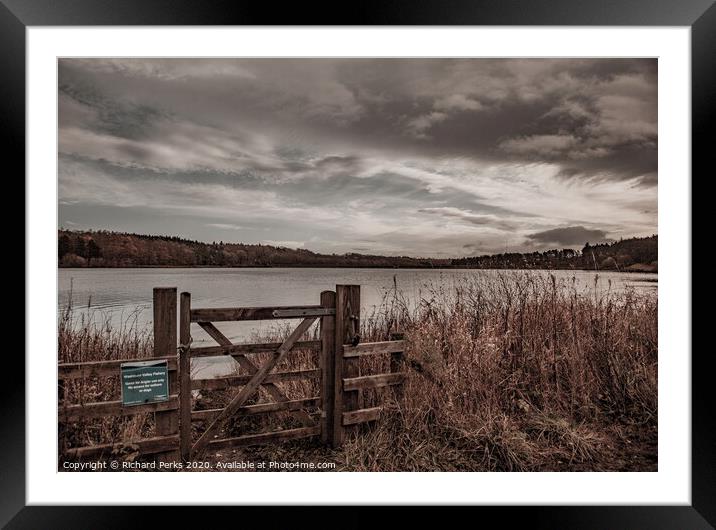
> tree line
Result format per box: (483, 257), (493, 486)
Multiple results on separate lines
(57, 230), (444, 268)
(450, 235), (657, 272)
(58, 230), (657, 271)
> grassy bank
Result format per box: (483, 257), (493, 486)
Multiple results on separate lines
(59, 272), (657, 471)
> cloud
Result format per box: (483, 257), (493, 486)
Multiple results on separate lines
(527, 226), (613, 247)
(418, 207), (518, 231)
(206, 223), (246, 231)
(406, 111), (448, 138)
(58, 58), (657, 257)
(433, 94), (484, 112)
(59, 58), (657, 183)
(262, 240), (306, 249)
(499, 134), (578, 157)
(407, 94), (485, 139)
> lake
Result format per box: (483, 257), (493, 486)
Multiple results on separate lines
(58, 266), (656, 334)
(58, 267), (656, 377)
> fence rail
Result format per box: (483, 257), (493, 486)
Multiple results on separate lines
(343, 373), (406, 391)
(58, 355), (178, 379)
(58, 284), (406, 464)
(61, 396), (180, 420)
(189, 340), (321, 358)
(191, 368), (321, 391)
(342, 406), (382, 426)
(207, 426), (321, 450)
(343, 340), (405, 358)
(190, 305), (333, 322)
(191, 397), (322, 422)
(64, 435), (180, 460)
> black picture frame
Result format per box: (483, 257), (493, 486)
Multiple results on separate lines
(7, 0), (711, 527)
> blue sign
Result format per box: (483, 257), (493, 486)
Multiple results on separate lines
(121, 360), (169, 406)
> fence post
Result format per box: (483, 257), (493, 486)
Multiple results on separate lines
(153, 287), (178, 462)
(319, 290), (336, 446)
(179, 292), (192, 461)
(332, 284), (360, 446)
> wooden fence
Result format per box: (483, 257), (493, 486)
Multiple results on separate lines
(58, 284), (406, 463)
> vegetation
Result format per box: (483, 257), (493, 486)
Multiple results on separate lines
(58, 230), (657, 272)
(58, 230), (445, 268)
(452, 235), (657, 272)
(338, 273), (657, 471)
(59, 272), (657, 471)
(58, 298), (157, 457)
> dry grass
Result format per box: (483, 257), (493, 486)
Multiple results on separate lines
(58, 271), (657, 471)
(58, 293), (156, 459)
(339, 272), (657, 471)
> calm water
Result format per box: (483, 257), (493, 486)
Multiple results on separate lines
(58, 267), (656, 377)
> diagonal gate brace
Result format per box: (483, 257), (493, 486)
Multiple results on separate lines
(191, 317), (318, 458)
(197, 322), (314, 426)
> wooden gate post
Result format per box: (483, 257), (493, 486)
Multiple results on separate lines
(319, 290), (336, 445)
(153, 287), (179, 462)
(331, 285), (360, 446)
(179, 292), (192, 461)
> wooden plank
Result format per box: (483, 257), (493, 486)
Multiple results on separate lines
(332, 284), (360, 447)
(319, 290), (336, 445)
(154, 288), (177, 358)
(63, 435), (180, 460)
(179, 292), (192, 462)
(196, 322), (315, 427)
(191, 317), (318, 458)
(197, 321), (232, 346)
(191, 397), (321, 422)
(191, 305), (326, 322)
(58, 356), (177, 380)
(342, 406), (381, 426)
(60, 396), (179, 420)
(272, 308), (335, 318)
(189, 340), (320, 358)
(191, 369), (321, 391)
(343, 340), (405, 358)
(207, 426), (320, 450)
(153, 287), (179, 463)
(343, 373), (405, 391)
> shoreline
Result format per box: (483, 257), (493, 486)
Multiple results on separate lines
(58, 265), (658, 273)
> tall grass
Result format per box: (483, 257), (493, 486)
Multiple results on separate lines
(58, 271), (657, 471)
(344, 271), (657, 471)
(58, 293), (156, 458)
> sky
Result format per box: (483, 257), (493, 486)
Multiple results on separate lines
(58, 58), (657, 258)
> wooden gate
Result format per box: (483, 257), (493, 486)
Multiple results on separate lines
(58, 284), (407, 464)
(177, 284), (407, 459)
(178, 291), (336, 460)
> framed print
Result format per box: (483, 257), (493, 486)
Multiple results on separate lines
(8, 0), (712, 526)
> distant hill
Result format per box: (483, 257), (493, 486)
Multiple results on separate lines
(58, 230), (656, 272)
(451, 235), (657, 272)
(57, 230), (447, 269)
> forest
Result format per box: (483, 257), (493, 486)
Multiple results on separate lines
(58, 230), (657, 272)
(451, 235), (657, 272)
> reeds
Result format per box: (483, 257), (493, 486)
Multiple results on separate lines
(345, 271), (657, 471)
(58, 298), (156, 458)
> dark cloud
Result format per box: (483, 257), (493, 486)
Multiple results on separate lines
(527, 226), (613, 247)
(59, 58), (657, 181)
